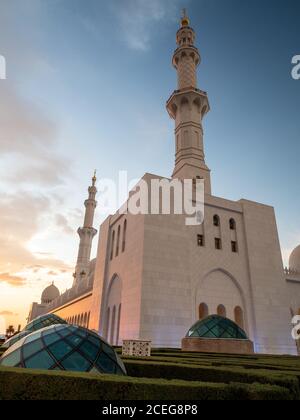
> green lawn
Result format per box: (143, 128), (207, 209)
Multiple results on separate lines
(0, 347), (299, 400)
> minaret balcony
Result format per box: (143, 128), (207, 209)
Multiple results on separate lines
(166, 88), (210, 120)
(173, 46), (200, 68)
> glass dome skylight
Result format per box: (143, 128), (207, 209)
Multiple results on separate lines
(186, 315), (248, 340)
(25, 313), (67, 333)
(0, 324), (126, 375)
(0, 330), (32, 350)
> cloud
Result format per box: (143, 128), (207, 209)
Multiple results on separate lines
(0, 311), (18, 316)
(0, 191), (72, 285)
(0, 84), (56, 155)
(47, 271), (57, 276)
(0, 273), (26, 287)
(55, 214), (74, 235)
(0, 84), (71, 187)
(110, 0), (184, 51)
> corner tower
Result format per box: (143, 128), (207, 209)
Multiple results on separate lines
(167, 11), (211, 194)
(73, 172), (98, 287)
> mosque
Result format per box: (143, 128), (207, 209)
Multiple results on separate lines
(28, 13), (300, 355)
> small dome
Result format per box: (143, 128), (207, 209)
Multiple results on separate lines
(41, 283), (60, 304)
(0, 324), (126, 375)
(186, 315), (248, 340)
(289, 245), (300, 273)
(25, 314), (67, 333)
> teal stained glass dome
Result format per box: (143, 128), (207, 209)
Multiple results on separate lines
(25, 314), (67, 333)
(0, 324), (126, 375)
(186, 315), (248, 340)
(1, 330), (32, 351)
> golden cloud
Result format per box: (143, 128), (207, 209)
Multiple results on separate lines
(0, 272), (26, 287)
(0, 311), (18, 316)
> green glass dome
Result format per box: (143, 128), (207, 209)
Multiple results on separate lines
(25, 314), (67, 333)
(1, 330), (32, 351)
(0, 324), (126, 375)
(186, 315), (248, 340)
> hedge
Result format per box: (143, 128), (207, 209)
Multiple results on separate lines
(0, 367), (293, 400)
(124, 360), (300, 399)
(122, 351), (300, 373)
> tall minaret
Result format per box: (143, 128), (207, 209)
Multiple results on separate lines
(73, 172), (98, 287)
(166, 10), (211, 194)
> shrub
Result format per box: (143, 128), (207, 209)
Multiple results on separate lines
(0, 367), (293, 400)
(124, 360), (300, 399)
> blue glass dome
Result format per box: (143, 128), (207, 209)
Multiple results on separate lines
(0, 324), (126, 375)
(25, 314), (67, 333)
(186, 315), (248, 340)
(1, 330), (32, 350)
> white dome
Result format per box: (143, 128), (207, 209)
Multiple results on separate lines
(289, 245), (300, 273)
(41, 283), (60, 304)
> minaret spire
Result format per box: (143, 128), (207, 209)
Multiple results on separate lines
(73, 172), (98, 287)
(166, 11), (211, 194)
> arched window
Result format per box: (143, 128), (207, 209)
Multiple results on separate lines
(199, 303), (209, 320)
(234, 306), (244, 329)
(110, 230), (115, 261)
(122, 220), (127, 253)
(105, 307), (110, 341)
(84, 313), (88, 328)
(116, 225), (121, 257)
(213, 215), (220, 227)
(116, 304), (122, 346)
(229, 218), (236, 230)
(217, 305), (226, 318)
(87, 312), (90, 329)
(110, 306), (116, 345)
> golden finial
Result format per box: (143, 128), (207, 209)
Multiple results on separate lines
(181, 8), (190, 27)
(92, 169), (97, 186)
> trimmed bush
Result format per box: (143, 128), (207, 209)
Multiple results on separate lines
(0, 367), (293, 400)
(124, 360), (300, 399)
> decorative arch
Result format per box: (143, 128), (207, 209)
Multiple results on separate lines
(83, 312), (88, 328)
(201, 105), (208, 118)
(116, 225), (121, 257)
(229, 218), (236, 230)
(104, 274), (123, 345)
(122, 220), (127, 253)
(217, 304), (227, 318)
(110, 230), (115, 260)
(234, 306), (244, 329)
(193, 98), (201, 113)
(110, 306), (116, 344)
(195, 268), (248, 332)
(199, 303), (209, 320)
(213, 214), (220, 227)
(180, 96), (189, 108)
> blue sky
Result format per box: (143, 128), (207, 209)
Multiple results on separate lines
(0, 0), (299, 327)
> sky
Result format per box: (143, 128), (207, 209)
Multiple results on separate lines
(0, 0), (299, 332)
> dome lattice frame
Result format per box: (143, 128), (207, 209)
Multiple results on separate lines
(186, 315), (248, 340)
